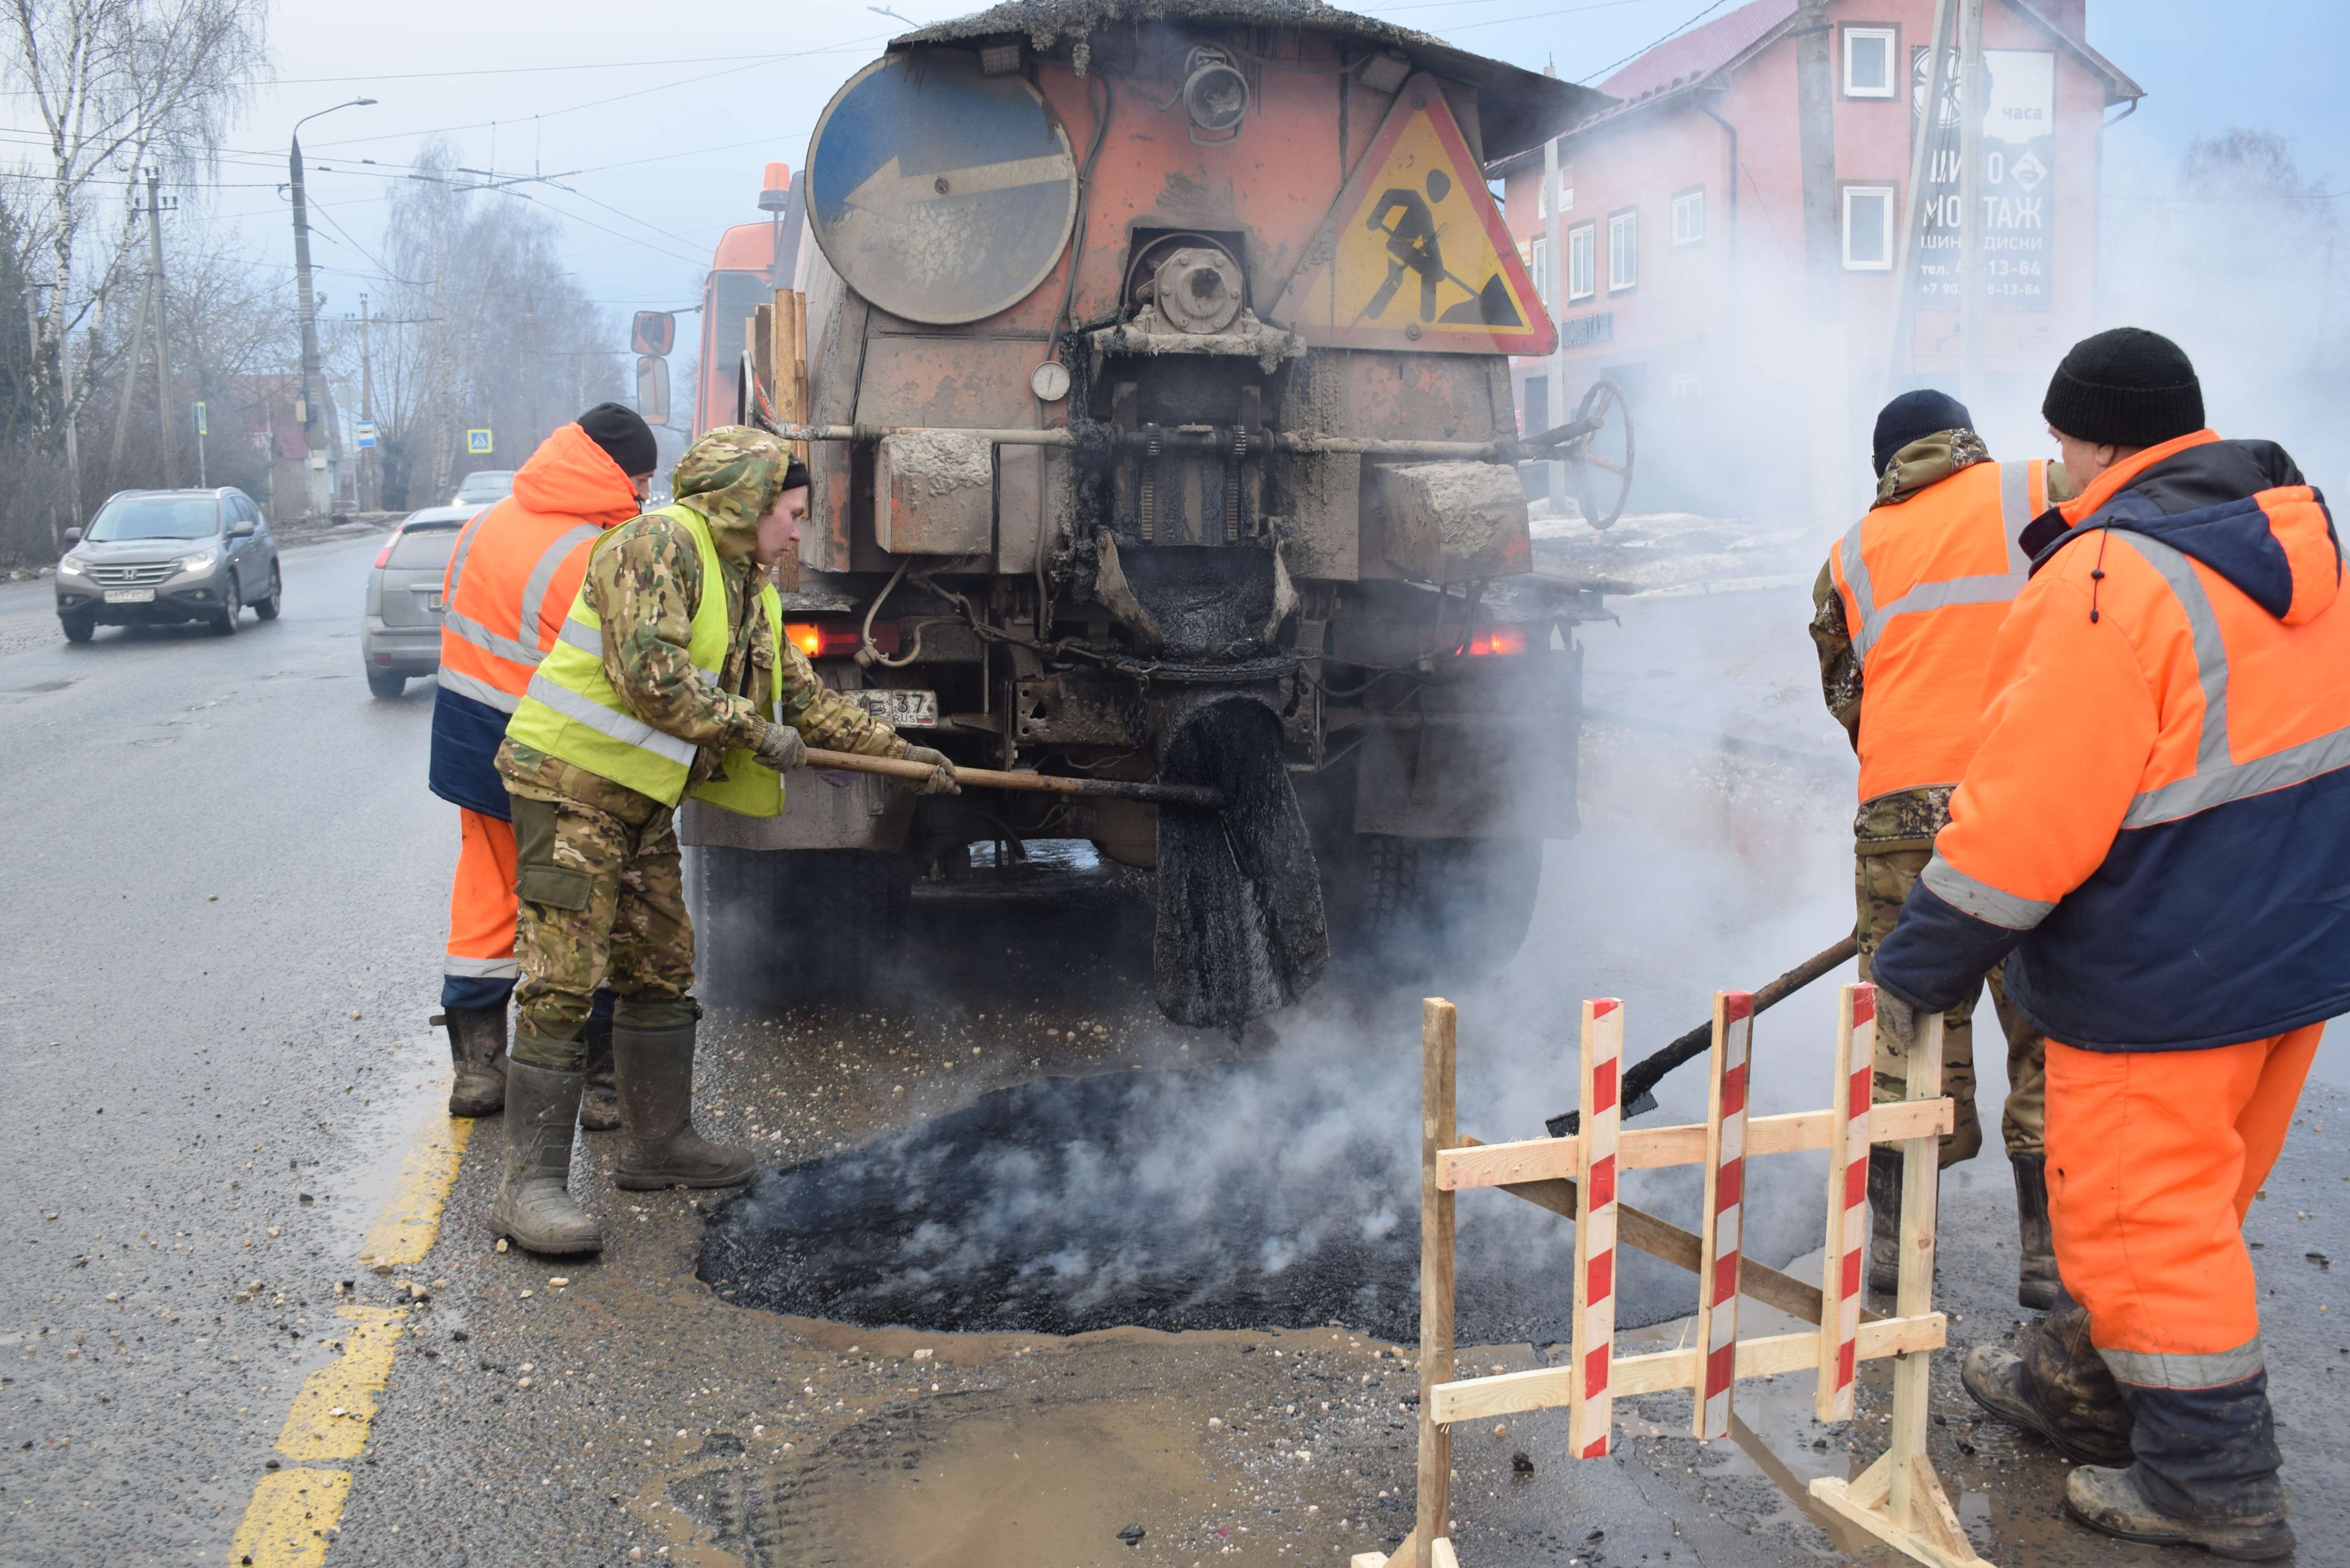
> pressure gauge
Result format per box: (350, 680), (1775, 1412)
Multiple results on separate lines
(1030, 360), (1072, 402)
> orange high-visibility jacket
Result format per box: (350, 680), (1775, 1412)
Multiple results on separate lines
(427, 422), (643, 818)
(1826, 458), (2051, 803)
(1873, 431), (2350, 1051)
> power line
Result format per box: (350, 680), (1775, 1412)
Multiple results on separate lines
(1574, 0), (1738, 84)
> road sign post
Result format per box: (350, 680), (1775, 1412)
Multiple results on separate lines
(192, 401), (207, 487)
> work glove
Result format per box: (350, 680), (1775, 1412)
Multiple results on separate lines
(1874, 984), (1918, 1050)
(752, 721), (808, 772)
(902, 745), (960, 795)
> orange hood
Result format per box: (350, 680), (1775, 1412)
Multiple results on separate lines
(508, 421), (642, 526)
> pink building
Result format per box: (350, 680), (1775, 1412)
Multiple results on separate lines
(1492, 0), (2139, 516)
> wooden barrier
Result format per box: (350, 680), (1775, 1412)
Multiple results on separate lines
(1355, 988), (1991, 1568)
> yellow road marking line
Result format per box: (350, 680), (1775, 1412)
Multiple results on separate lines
(227, 1469), (352, 1568)
(225, 1100), (478, 1563)
(360, 1113), (474, 1271)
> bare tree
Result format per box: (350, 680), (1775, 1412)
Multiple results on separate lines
(1, 0), (269, 520)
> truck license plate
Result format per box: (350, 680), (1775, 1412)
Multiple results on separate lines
(842, 689), (938, 729)
(103, 589), (155, 604)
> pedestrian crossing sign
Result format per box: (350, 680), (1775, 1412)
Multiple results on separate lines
(1270, 73), (1555, 357)
(467, 429), (493, 454)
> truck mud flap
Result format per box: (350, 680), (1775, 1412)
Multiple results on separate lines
(1153, 692), (1328, 1031)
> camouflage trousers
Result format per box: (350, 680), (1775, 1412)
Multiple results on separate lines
(1855, 845), (2046, 1164)
(508, 791), (695, 1069)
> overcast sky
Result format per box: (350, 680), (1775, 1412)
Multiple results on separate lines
(17, 0), (2346, 331)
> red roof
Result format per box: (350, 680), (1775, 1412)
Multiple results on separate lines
(1593, 0), (1795, 111)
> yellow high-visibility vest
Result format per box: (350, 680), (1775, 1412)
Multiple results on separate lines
(505, 504), (785, 815)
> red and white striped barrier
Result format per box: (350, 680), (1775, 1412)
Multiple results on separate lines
(1816, 983), (1875, 1423)
(1571, 997), (1623, 1459)
(1693, 991), (1754, 1439)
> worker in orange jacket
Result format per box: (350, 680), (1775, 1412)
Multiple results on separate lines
(1872, 329), (2345, 1559)
(429, 405), (658, 1122)
(1813, 389), (2060, 1309)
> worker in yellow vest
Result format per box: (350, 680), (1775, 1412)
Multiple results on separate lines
(490, 426), (956, 1255)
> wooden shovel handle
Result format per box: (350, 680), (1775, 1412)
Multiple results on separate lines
(801, 748), (1222, 809)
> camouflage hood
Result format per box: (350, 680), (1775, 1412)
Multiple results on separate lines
(672, 426), (793, 555)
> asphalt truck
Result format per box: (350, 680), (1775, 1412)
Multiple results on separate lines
(660, 1), (1633, 1029)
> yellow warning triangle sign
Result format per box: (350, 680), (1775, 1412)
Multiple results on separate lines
(1271, 74), (1556, 356)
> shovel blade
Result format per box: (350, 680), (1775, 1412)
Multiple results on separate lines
(1153, 695), (1328, 1030)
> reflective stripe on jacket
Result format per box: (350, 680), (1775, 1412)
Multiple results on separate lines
(1872, 430), (2350, 1051)
(504, 504), (782, 815)
(1827, 458), (2048, 802)
(427, 422), (641, 817)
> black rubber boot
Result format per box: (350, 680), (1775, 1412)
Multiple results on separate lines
(2012, 1151), (2059, 1310)
(487, 1057), (603, 1255)
(1961, 1288), (2134, 1466)
(577, 1014), (619, 1132)
(2067, 1463), (2294, 1560)
(612, 1004), (754, 1191)
(1867, 1145), (1904, 1293)
(439, 1003), (507, 1118)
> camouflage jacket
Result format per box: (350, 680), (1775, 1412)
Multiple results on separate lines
(1810, 431), (2073, 849)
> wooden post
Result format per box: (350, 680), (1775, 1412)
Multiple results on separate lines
(1570, 998), (1622, 1457)
(1816, 984), (1873, 1422)
(1417, 999), (1456, 1568)
(1692, 990), (1753, 1439)
(1887, 1010), (1943, 1531)
(751, 302), (775, 399)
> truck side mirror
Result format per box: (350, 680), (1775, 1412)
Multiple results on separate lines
(631, 311), (675, 358)
(636, 355), (671, 427)
(62, 526), (80, 544)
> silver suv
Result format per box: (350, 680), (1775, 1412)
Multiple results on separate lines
(362, 505), (480, 698)
(54, 488), (281, 641)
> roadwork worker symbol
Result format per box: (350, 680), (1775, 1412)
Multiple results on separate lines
(1271, 75), (1553, 356)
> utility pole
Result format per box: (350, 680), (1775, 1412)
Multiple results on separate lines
(1957, 0), (1988, 407)
(144, 170), (177, 487)
(1542, 62), (1566, 516)
(359, 292), (375, 511)
(1879, 0), (1956, 406)
(287, 98), (376, 520)
(108, 272), (151, 482)
(1794, 0), (1847, 525)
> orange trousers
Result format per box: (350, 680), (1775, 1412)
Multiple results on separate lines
(444, 808), (521, 990)
(2046, 1024), (2322, 1389)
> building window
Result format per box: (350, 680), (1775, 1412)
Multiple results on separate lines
(1844, 26), (1897, 97)
(1671, 187), (1704, 247)
(1568, 221), (1597, 301)
(1530, 236), (1549, 305)
(1607, 209), (1637, 293)
(1842, 185), (1895, 269)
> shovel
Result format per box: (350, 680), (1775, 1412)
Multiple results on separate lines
(1545, 935), (1861, 1136)
(801, 747), (1222, 809)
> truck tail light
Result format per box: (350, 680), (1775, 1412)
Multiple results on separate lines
(373, 529), (404, 569)
(784, 620), (901, 659)
(1466, 622), (1529, 656)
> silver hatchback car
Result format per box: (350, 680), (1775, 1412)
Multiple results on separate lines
(361, 505), (481, 699)
(54, 488), (281, 640)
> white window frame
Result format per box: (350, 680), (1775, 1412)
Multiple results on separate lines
(1568, 221), (1597, 302)
(1842, 185), (1896, 270)
(1607, 208), (1638, 293)
(1529, 235), (1549, 305)
(1843, 26), (1898, 98)
(1671, 187), (1704, 247)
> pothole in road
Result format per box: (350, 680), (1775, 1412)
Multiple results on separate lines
(698, 1062), (1823, 1341)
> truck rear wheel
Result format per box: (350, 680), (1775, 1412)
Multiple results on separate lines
(1342, 834), (1543, 979)
(694, 846), (913, 1008)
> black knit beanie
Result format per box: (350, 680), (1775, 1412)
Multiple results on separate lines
(781, 455), (810, 494)
(2041, 328), (2204, 448)
(575, 401), (659, 477)
(1872, 389), (1974, 477)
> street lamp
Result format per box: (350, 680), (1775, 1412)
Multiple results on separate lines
(289, 96), (375, 520)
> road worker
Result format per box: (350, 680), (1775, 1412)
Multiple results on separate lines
(1811, 390), (2065, 1309)
(489, 426), (958, 1255)
(429, 403), (657, 1124)
(1871, 328), (2348, 1560)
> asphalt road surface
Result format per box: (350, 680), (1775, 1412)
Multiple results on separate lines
(2, 547), (2345, 1568)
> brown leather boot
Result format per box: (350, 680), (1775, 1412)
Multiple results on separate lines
(2012, 1152), (2059, 1310)
(1961, 1289), (2134, 1466)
